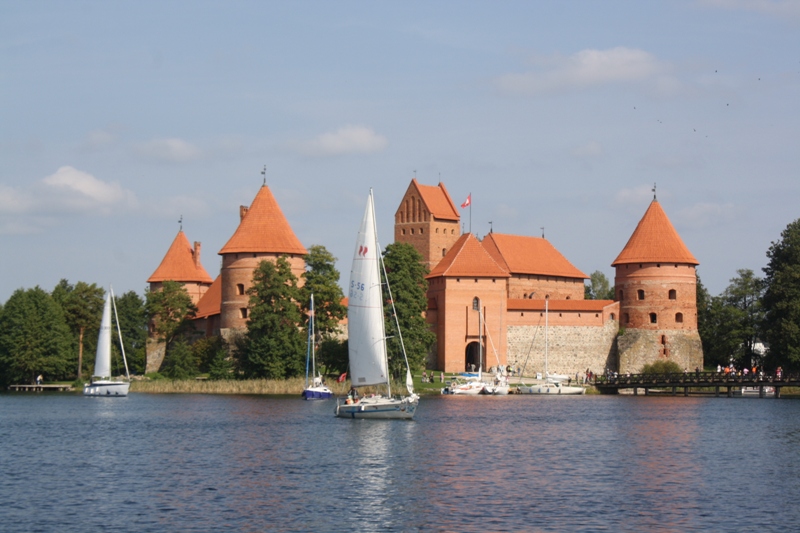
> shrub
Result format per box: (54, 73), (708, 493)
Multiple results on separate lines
(641, 360), (683, 374)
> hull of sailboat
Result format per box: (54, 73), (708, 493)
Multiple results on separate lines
(442, 380), (486, 395)
(481, 384), (510, 395)
(517, 383), (585, 395)
(335, 395), (419, 419)
(302, 386), (333, 400)
(83, 380), (130, 397)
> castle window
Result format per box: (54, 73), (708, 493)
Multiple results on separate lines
(442, 248), (446, 257)
(240, 308), (248, 319)
(410, 229), (414, 235)
(675, 312), (684, 323)
(451, 229), (455, 235)
(650, 313), (657, 324)
(624, 313), (630, 324)
(669, 289), (677, 300)
(566, 296), (571, 300)
(610, 313), (615, 320)
(420, 228), (423, 234)
(402, 229), (405, 235)
(661, 335), (667, 344)
(657, 264), (661, 268)
(619, 290), (624, 300)
(523, 293), (527, 298)
(637, 289), (645, 300)
(236, 284), (245, 295)
(436, 228), (439, 234)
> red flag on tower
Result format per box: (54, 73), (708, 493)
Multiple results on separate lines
(461, 194), (471, 209)
(336, 372), (347, 383)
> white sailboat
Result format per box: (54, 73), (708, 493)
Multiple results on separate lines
(302, 293), (333, 400)
(335, 190), (419, 419)
(517, 297), (585, 395)
(83, 287), (130, 397)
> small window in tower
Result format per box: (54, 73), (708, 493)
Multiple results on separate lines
(410, 229), (414, 235)
(451, 229), (455, 235)
(661, 335), (667, 344)
(240, 308), (248, 319)
(523, 293), (527, 298)
(436, 228), (439, 234)
(624, 313), (630, 324)
(619, 290), (624, 300)
(638, 289), (645, 300)
(402, 229), (406, 235)
(237, 284), (245, 295)
(442, 248), (446, 257)
(675, 312), (684, 323)
(420, 228), (424, 234)
(650, 313), (657, 324)
(566, 296), (571, 300)
(669, 289), (677, 300)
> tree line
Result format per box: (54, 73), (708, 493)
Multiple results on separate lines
(0, 243), (435, 385)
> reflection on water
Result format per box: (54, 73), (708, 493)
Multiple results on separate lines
(2, 393), (800, 532)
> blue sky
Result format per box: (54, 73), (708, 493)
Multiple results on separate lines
(2, 0), (799, 302)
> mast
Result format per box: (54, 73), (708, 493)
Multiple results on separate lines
(544, 296), (549, 379)
(310, 293), (316, 382)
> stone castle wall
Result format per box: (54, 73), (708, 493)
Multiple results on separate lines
(617, 328), (703, 373)
(507, 319), (618, 378)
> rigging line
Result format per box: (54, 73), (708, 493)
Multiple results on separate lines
(518, 310), (544, 385)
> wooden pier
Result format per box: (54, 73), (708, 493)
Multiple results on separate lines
(8, 384), (74, 392)
(594, 371), (799, 398)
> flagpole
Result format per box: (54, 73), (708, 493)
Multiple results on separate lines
(469, 193), (472, 234)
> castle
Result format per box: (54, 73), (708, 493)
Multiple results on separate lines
(146, 179), (703, 376)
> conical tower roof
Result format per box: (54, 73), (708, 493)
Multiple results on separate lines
(612, 199), (698, 266)
(219, 185), (307, 256)
(426, 233), (510, 278)
(147, 230), (214, 283)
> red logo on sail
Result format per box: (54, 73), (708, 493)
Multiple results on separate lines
(358, 245), (368, 257)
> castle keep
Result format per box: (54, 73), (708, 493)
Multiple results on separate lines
(147, 179), (703, 376)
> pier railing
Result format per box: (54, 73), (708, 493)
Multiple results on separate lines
(593, 371), (799, 398)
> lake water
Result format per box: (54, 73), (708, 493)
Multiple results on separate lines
(2, 392), (799, 532)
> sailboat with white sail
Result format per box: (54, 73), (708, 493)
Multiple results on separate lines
(302, 293), (333, 400)
(83, 287), (130, 397)
(335, 190), (419, 419)
(517, 297), (585, 395)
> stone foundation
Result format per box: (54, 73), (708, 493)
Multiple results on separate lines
(617, 328), (703, 373)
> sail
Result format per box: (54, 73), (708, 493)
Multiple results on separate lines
(347, 191), (389, 387)
(94, 292), (112, 378)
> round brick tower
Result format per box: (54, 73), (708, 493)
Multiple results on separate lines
(612, 197), (703, 372)
(218, 185), (307, 333)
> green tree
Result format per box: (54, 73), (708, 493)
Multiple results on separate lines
(762, 218), (800, 369)
(301, 244), (347, 341)
(114, 291), (147, 375)
(584, 270), (615, 300)
(207, 342), (235, 380)
(53, 280), (105, 380)
(192, 336), (226, 373)
(145, 281), (197, 348)
(237, 257), (305, 379)
(0, 287), (72, 385)
(698, 270), (764, 368)
(161, 339), (197, 380)
(318, 338), (348, 375)
(381, 242), (436, 377)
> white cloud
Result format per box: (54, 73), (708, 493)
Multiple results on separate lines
(298, 125), (388, 157)
(676, 201), (738, 228)
(0, 166), (137, 221)
(136, 137), (202, 162)
(572, 140), (604, 158)
(496, 47), (675, 95)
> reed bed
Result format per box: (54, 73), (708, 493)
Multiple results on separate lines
(129, 377), (426, 395)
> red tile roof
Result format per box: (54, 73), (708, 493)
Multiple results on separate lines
(426, 233), (510, 278)
(195, 275), (221, 319)
(219, 185), (307, 256)
(147, 230), (214, 284)
(482, 233), (588, 279)
(413, 179), (460, 221)
(507, 299), (613, 312)
(612, 200), (698, 266)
